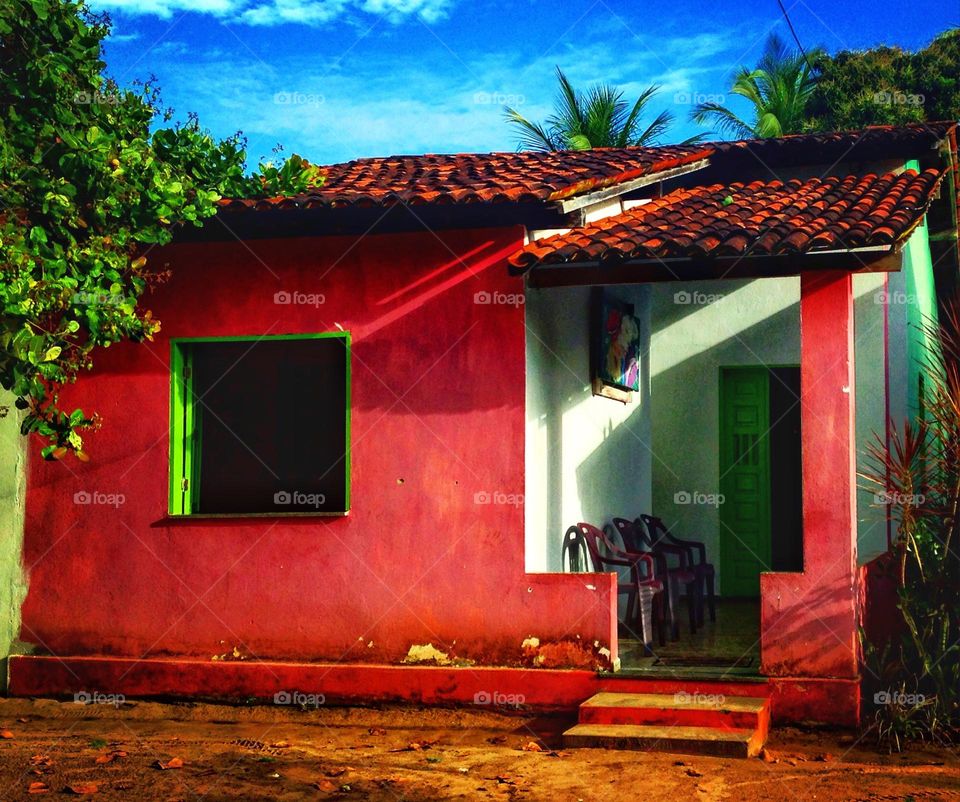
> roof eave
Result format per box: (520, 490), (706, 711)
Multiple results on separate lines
(552, 158), (712, 214)
(522, 245), (902, 288)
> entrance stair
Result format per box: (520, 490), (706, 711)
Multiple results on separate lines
(563, 691), (769, 758)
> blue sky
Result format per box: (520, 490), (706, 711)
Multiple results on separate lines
(91, 0), (955, 166)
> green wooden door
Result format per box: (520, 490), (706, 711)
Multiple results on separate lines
(719, 367), (772, 597)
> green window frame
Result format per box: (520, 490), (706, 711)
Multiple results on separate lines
(168, 332), (351, 517)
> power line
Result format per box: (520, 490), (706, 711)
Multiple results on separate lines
(777, 0), (815, 71)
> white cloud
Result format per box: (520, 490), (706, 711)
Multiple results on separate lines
(143, 28), (748, 166)
(240, 0), (349, 26)
(102, 5), (759, 162)
(93, 0), (454, 25)
(97, 0), (238, 19)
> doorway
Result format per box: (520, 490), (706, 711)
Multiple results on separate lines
(719, 366), (802, 598)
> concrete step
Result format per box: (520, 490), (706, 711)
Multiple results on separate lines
(562, 722), (765, 758)
(578, 691), (769, 730)
(595, 675), (769, 698)
(564, 692), (770, 758)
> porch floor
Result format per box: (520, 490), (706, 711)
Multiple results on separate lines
(618, 599), (760, 675)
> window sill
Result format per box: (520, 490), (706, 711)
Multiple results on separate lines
(156, 510), (350, 524)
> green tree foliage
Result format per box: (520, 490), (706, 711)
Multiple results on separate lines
(806, 28), (959, 131)
(691, 34), (822, 138)
(0, 0), (324, 459)
(505, 67), (683, 151)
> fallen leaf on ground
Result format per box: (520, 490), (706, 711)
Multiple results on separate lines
(65, 783), (99, 795)
(685, 768), (704, 778)
(367, 727), (387, 736)
(153, 757), (184, 770)
(373, 775), (408, 787)
(95, 750), (127, 764)
(486, 735), (507, 745)
(17, 718), (29, 723)
(27, 781), (50, 794)
(521, 741), (544, 752)
(494, 775), (516, 785)
(389, 739), (437, 752)
(325, 767), (348, 777)
(313, 780), (336, 792)
(0, 730), (14, 739)
(814, 753), (835, 762)
(269, 741), (291, 749)
(29, 755), (53, 768)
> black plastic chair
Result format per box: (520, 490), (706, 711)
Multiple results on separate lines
(563, 523), (666, 652)
(612, 517), (698, 640)
(640, 514), (716, 625)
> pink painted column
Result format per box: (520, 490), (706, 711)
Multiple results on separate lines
(761, 271), (859, 680)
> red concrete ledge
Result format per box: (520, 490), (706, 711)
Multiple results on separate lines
(6, 656), (860, 726)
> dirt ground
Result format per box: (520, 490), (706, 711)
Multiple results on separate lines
(0, 697), (957, 801)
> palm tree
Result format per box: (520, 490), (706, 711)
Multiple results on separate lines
(505, 67), (679, 151)
(691, 34), (822, 139)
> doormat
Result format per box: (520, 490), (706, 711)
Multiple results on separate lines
(652, 655), (756, 668)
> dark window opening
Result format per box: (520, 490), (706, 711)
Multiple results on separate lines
(170, 334), (350, 515)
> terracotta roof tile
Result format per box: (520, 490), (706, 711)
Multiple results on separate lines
(509, 169), (944, 271)
(218, 146), (713, 210)
(706, 122), (955, 169)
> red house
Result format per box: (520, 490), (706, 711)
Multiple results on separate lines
(7, 123), (959, 752)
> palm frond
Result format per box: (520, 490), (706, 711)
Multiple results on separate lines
(553, 67), (585, 145)
(619, 85), (663, 146)
(503, 107), (558, 152)
(634, 107), (674, 146)
(691, 102), (756, 139)
(505, 67), (678, 150)
(688, 32), (823, 139)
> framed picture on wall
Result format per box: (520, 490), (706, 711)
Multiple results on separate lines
(591, 289), (640, 403)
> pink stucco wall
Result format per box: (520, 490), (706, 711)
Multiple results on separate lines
(19, 225), (616, 667)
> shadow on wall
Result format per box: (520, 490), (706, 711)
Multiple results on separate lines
(649, 281), (801, 596)
(525, 272), (892, 624)
(525, 284), (653, 577)
(648, 275), (893, 594)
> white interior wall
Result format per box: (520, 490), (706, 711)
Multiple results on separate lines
(524, 284), (652, 580)
(647, 275), (890, 593)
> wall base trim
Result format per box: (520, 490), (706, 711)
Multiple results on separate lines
(6, 656), (860, 726)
